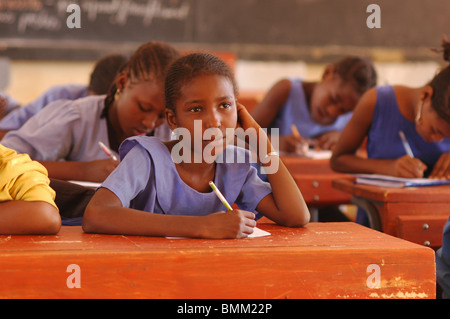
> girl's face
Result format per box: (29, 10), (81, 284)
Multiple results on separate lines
(416, 99), (450, 142)
(168, 74), (237, 156)
(115, 75), (165, 138)
(309, 72), (360, 125)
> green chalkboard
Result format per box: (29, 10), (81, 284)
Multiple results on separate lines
(0, 0), (448, 61)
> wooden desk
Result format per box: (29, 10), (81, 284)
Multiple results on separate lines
(333, 177), (450, 248)
(282, 156), (353, 221)
(0, 223), (435, 299)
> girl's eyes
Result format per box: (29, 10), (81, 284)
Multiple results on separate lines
(138, 102), (153, 112)
(188, 103), (232, 113)
(189, 106), (202, 113)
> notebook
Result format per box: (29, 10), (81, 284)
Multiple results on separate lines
(354, 174), (450, 188)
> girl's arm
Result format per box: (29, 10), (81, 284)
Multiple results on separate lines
(250, 79), (307, 153)
(430, 153), (450, 179)
(237, 103), (310, 227)
(250, 79), (291, 128)
(41, 159), (119, 182)
(0, 201), (61, 235)
(330, 88), (426, 178)
(82, 187), (256, 238)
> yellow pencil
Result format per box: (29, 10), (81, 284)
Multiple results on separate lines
(209, 181), (233, 211)
(291, 124), (300, 138)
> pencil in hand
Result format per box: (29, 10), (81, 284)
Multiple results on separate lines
(209, 181), (233, 211)
(398, 131), (414, 158)
(98, 141), (118, 161)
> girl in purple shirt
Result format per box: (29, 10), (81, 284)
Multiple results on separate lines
(83, 53), (310, 239)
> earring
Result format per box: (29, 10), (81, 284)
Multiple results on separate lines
(415, 101), (423, 124)
(114, 89), (121, 101)
(171, 129), (179, 140)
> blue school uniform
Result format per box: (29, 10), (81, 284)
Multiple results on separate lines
(436, 216), (450, 298)
(100, 136), (272, 218)
(1, 95), (171, 162)
(2, 95), (115, 161)
(0, 84), (88, 131)
(0, 92), (20, 116)
(357, 86), (450, 225)
(268, 78), (352, 137)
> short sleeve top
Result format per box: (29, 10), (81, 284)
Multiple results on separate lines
(101, 136), (272, 218)
(269, 78), (353, 137)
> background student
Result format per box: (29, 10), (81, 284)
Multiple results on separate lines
(82, 52), (310, 238)
(0, 53), (129, 139)
(251, 56), (377, 153)
(330, 37), (450, 225)
(437, 216), (450, 299)
(1, 41), (181, 183)
(0, 144), (61, 235)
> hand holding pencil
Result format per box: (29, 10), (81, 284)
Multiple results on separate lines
(394, 131), (427, 178)
(98, 141), (118, 161)
(286, 124), (309, 155)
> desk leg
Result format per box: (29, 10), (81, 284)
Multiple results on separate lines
(351, 197), (382, 231)
(309, 206), (319, 222)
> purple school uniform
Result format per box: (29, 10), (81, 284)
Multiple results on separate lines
(269, 78), (352, 137)
(2, 95), (114, 161)
(0, 84), (88, 130)
(1, 95), (171, 161)
(100, 136), (272, 218)
(357, 86), (450, 226)
(367, 86), (450, 176)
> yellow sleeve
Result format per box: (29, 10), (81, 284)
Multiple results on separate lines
(0, 144), (58, 210)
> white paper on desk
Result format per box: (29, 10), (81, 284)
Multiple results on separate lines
(278, 149), (332, 159)
(68, 180), (102, 188)
(166, 227), (271, 239)
(248, 227), (271, 238)
(305, 149), (332, 159)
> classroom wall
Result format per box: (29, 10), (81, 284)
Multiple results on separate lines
(4, 59), (442, 105)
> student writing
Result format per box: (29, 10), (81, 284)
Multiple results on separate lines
(0, 54), (128, 139)
(1, 42), (181, 182)
(331, 37), (450, 179)
(82, 52), (310, 238)
(251, 56), (377, 153)
(330, 37), (450, 225)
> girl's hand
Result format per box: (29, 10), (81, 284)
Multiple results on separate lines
(315, 131), (341, 150)
(201, 209), (256, 239)
(429, 153), (450, 180)
(236, 102), (260, 132)
(83, 158), (119, 182)
(390, 155), (427, 178)
(278, 135), (308, 155)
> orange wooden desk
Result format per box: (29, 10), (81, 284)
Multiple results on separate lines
(281, 156), (353, 221)
(0, 223), (435, 299)
(333, 177), (450, 248)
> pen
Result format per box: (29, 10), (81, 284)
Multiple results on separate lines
(398, 131), (414, 158)
(209, 181), (233, 211)
(98, 141), (118, 161)
(291, 124), (301, 138)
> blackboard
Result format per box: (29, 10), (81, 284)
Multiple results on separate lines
(0, 0), (449, 61)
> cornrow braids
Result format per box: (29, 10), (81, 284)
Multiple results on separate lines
(102, 41), (181, 117)
(88, 54), (129, 95)
(333, 56), (377, 96)
(429, 36), (450, 124)
(165, 52), (238, 113)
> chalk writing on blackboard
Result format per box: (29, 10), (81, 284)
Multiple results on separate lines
(0, 0), (191, 34)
